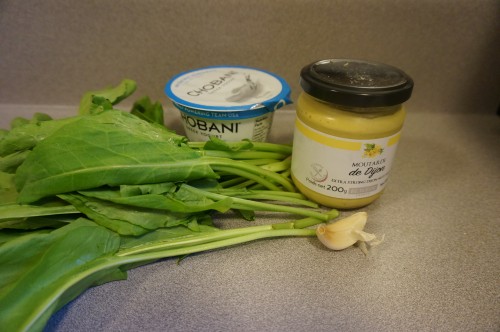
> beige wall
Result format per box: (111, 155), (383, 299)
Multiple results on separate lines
(1, 0), (499, 114)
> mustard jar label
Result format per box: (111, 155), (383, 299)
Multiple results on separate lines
(291, 118), (401, 199)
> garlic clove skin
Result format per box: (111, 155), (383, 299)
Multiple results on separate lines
(316, 212), (375, 250)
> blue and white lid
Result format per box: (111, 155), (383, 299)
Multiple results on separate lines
(165, 65), (292, 113)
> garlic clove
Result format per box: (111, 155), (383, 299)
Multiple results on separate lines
(316, 212), (381, 251)
(322, 211), (367, 232)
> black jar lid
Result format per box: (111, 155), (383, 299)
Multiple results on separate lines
(300, 59), (414, 108)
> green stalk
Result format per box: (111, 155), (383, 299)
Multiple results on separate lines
(216, 190), (307, 199)
(19, 227), (316, 332)
(118, 227), (316, 257)
(118, 224), (276, 256)
(117, 212), (335, 257)
(198, 150), (288, 160)
(238, 159), (281, 166)
(188, 141), (292, 155)
(259, 156), (291, 173)
(210, 190), (318, 208)
(0, 204), (80, 221)
(249, 142), (292, 154)
(211, 165), (283, 191)
(182, 184), (331, 221)
(204, 156), (295, 192)
(231, 194), (318, 208)
(249, 168), (291, 190)
(290, 210), (340, 228)
(218, 176), (250, 188)
(225, 178), (257, 189)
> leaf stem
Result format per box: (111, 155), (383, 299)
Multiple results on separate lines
(188, 141), (292, 155)
(211, 190), (318, 208)
(118, 210), (339, 257)
(204, 156), (295, 192)
(0, 204), (80, 221)
(23, 226), (317, 331)
(181, 184), (330, 221)
(197, 150), (288, 160)
(118, 227), (316, 257)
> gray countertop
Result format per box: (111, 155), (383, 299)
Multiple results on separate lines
(1, 107), (499, 332)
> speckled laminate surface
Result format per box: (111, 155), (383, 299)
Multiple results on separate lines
(2, 107), (498, 332)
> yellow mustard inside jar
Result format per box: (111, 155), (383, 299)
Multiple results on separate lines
(291, 59), (414, 209)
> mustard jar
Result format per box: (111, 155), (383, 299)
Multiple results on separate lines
(291, 59), (414, 209)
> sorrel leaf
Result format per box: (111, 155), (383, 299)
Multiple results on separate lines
(79, 185), (233, 213)
(0, 219), (123, 332)
(78, 79), (137, 115)
(59, 193), (205, 236)
(15, 110), (217, 203)
(0, 116), (78, 157)
(130, 96), (165, 125)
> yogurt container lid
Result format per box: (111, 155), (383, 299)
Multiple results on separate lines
(165, 65), (292, 112)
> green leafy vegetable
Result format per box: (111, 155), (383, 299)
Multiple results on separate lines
(78, 79), (136, 115)
(79, 186), (233, 214)
(130, 96), (165, 125)
(14, 110), (204, 203)
(0, 171), (17, 204)
(0, 116), (79, 157)
(0, 150), (31, 173)
(0, 219), (123, 332)
(14, 109), (296, 203)
(0, 79), (344, 332)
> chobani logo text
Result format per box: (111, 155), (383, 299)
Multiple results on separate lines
(181, 114), (240, 134)
(187, 71), (238, 97)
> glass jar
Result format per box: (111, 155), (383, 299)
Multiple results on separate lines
(291, 59), (414, 209)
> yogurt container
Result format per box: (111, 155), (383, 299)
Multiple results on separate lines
(165, 65), (291, 142)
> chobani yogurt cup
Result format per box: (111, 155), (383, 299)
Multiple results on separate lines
(165, 65), (291, 142)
